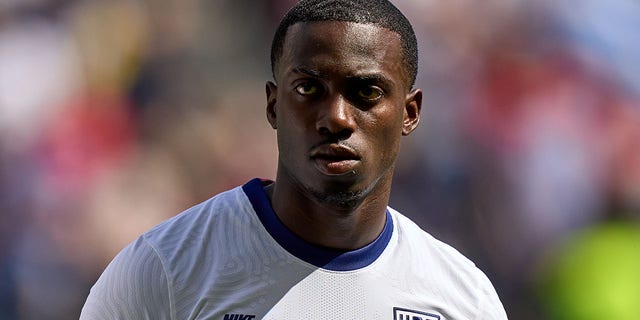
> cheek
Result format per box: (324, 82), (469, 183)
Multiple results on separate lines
(276, 123), (302, 151)
(361, 109), (404, 158)
(364, 106), (406, 136)
(277, 95), (316, 131)
(275, 108), (309, 152)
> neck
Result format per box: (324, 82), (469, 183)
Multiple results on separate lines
(266, 174), (391, 250)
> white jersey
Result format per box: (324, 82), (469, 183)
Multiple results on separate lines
(80, 178), (507, 320)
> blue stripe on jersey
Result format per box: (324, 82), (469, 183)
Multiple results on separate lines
(242, 178), (393, 271)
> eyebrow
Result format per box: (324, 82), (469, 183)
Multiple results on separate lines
(347, 74), (392, 84)
(289, 66), (396, 90)
(291, 66), (324, 78)
(293, 67), (392, 83)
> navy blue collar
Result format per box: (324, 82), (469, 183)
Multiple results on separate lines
(242, 178), (393, 271)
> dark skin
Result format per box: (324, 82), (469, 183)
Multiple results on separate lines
(265, 21), (422, 250)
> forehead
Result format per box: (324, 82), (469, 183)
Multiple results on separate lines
(277, 21), (406, 86)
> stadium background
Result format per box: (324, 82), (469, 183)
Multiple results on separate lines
(0, 0), (638, 319)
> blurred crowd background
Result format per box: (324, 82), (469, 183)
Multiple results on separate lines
(0, 0), (638, 319)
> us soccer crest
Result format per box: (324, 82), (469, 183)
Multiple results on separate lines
(393, 307), (440, 320)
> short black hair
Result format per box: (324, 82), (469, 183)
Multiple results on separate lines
(270, 0), (418, 88)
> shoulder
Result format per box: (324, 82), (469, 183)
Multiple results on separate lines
(388, 208), (508, 319)
(137, 184), (258, 276)
(390, 208), (477, 271)
(81, 185), (257, 319)
(80, 236), (172, 319)
(143, 185), (253, 247)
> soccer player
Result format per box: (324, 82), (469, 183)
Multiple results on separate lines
(80, 0), (508, 319)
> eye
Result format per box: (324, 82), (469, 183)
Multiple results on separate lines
(294, 82), (320, 96)
(357, 86), (383, 101)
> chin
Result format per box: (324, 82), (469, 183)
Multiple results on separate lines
(306, 177), (374, 208)
(308, 188), (365, 208)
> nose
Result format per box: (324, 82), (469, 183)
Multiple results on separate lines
(315, 95), (356, 138)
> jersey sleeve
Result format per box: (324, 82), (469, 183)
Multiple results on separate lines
(80, 236), (174, 320)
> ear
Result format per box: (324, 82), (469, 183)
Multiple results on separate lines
(402, 88), (422, 136)
(266, 81), (278, 129)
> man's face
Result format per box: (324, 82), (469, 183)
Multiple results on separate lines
(267, 21), (421, 206)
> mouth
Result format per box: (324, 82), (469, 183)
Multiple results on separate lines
(310, 144), (361, 176)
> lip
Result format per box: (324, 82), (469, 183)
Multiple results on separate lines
(310, 144), (361, 176)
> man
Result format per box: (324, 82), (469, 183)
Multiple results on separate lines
(81, 0), (508, 319)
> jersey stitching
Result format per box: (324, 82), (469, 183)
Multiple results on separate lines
(143, 235), (177, 320)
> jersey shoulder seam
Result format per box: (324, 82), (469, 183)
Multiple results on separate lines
(142, 234), (177, 320)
